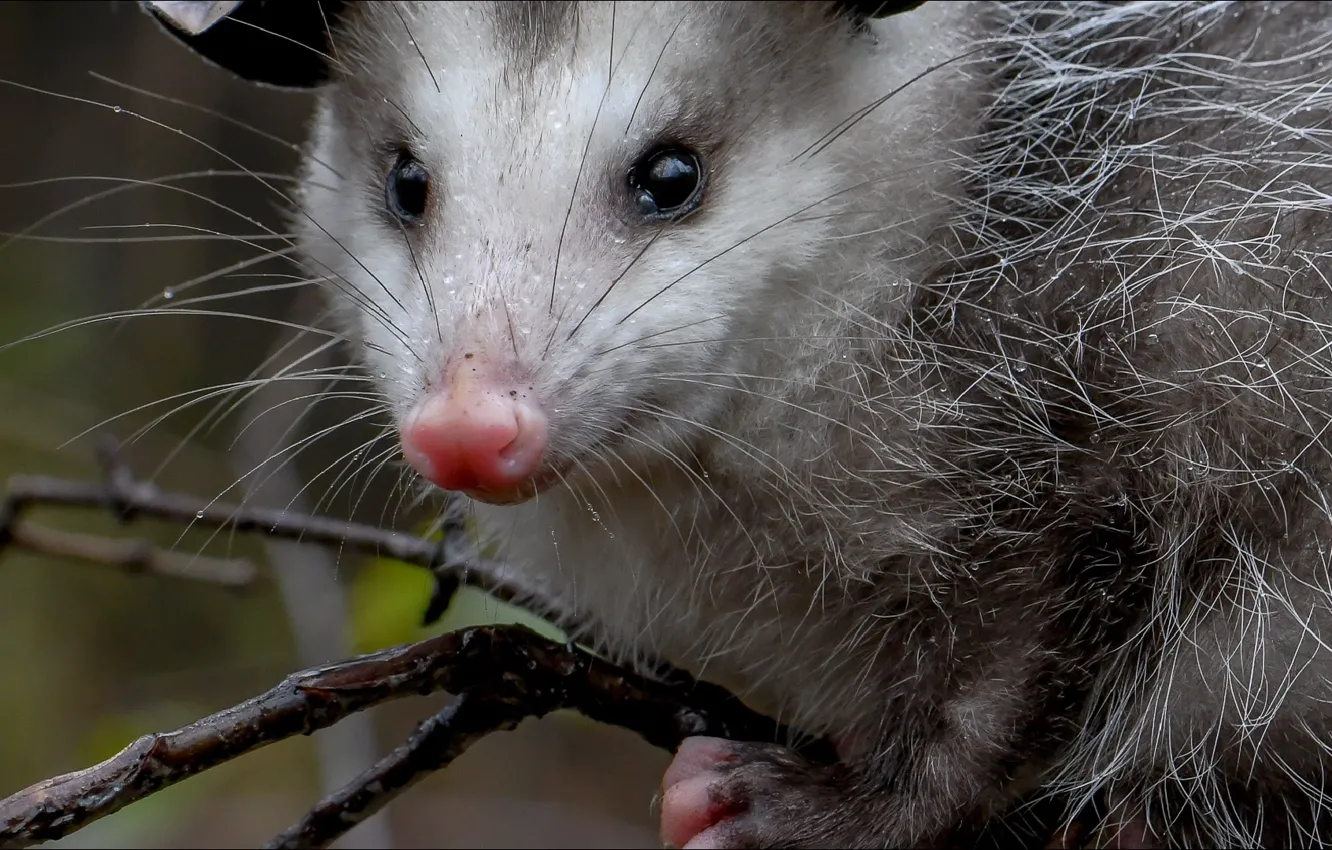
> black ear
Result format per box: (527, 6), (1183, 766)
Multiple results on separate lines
(141, 0), (349, 90)
(835, 1), (927, 23)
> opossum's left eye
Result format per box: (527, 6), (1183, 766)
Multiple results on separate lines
(386, 154), (431, 223)
(629, 147), (705, 221)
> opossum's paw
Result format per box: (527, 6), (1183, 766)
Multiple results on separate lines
(659, 736), (845, 849)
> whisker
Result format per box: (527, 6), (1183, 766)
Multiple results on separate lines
(568, 226), (665, 343)
(625, 12), (687, 136)
(593, 312), (724, 356)
(796, 46), (987, 161)
(1, 307), (347, 357)
(390, 3), (440, 94)
(547, 9), (618, 319)
(0, 171), (302, 256)
(0, 76), (413, 331)
(87, 71), (346, 180)
(617, 170), (920, 324)
(151, 331), (357, 480)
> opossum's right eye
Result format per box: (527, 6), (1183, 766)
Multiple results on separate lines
(386, 154), (431, 223)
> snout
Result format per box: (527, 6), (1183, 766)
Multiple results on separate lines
(399, 357), (557, 505)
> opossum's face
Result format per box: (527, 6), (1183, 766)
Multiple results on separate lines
(292, 0), (972, 504)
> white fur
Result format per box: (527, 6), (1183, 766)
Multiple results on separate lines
(297, 0), (979, 730)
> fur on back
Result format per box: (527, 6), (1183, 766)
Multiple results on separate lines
(292, 2), (1332, 845)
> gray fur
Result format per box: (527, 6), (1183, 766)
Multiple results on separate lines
(276, 1), (1332, 846)
(490, 1), (580, 76)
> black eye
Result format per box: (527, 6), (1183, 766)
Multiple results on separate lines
(386, 154), (430, 223)
(628, 147), (705, 221)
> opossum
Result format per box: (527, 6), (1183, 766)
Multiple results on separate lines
(141, 1), (1332, 847)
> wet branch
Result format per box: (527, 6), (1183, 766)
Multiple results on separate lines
(0, 441), (827, 848)
(0, 624), (817, 849)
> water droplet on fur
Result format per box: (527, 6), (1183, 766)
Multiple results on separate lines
(1145, 333), (1159, 345)
(112, 105), (122, 113)
(1013, 362), (1027, 373)
(1090, 431), (1102, 444)
(162, 287), (176, 300)
(195, 510), (205, 519)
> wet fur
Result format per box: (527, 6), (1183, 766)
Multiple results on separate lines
(288, 1), (1332, 847)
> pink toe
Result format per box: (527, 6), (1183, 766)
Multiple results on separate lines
(663, 737), (737, 791)
(661, 775), (730, 850)
(684, 824), (731, 850)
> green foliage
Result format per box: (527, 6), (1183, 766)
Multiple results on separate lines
(348, 555), (437, 654)
(349, 540), (567, 654)
(350, 518), (566, 653)
(430, 584), (567, 644)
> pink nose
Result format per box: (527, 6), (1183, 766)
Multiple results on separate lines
(400, 369), (548, 502)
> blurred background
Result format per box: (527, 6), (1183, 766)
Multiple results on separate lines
(0, 2), (665, 847)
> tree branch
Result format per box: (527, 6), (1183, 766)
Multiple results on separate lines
(0, 624), (829, 849)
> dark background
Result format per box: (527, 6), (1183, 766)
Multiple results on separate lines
(0, 2), (664, 847)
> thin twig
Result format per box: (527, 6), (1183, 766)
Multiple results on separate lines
(1, 470), (442, 570)
(0, 439), (537, 616)
(0, 624), (829, 849)
(263, 693), (526, 849)
(7, 519), (257, 586)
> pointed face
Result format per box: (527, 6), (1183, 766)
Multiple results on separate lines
(295, 0), (974, 503)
